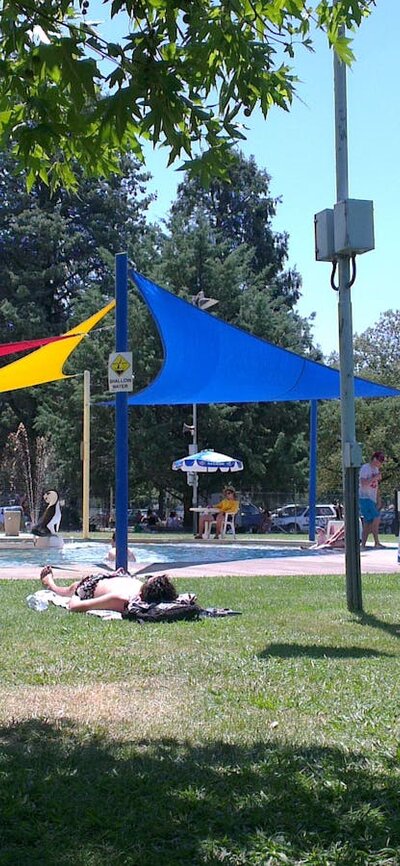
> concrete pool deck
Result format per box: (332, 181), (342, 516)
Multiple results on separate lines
(0, 541), (398, 581)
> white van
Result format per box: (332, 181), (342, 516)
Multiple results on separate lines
(271, 503), (337, 533)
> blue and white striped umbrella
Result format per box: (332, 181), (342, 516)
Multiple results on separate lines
(172, 449), (243, 473)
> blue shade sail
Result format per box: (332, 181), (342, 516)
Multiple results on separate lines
(126, 272), (400, 405)
(173, 449), (244, 472)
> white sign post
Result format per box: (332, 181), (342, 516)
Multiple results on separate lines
(108, 352), (133, 392)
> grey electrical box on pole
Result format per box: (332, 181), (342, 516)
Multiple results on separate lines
(314, 199), (374, 261)
(334, 199), (374, 256)
(314, 209), (335, 261)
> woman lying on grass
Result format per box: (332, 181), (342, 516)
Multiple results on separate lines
(40, 566), (177, 614)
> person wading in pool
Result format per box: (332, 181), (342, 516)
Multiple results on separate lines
(106, 532), (136, 564)
(40, 566), (177, 614)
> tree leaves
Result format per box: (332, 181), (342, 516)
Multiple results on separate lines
(0, 1), (374, 188)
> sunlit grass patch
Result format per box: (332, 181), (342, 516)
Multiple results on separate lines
(1, 574), (400, 864)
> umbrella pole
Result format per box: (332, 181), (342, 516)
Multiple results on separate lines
(191, 403), (198, 535)
(192, 474), (198, 535)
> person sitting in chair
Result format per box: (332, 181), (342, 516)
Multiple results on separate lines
(195, 487), (239, 539)
(166, 511), (181, 530)
(145, 509), (161, 530)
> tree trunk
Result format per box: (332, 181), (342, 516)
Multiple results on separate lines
(158, 488), (166, 520)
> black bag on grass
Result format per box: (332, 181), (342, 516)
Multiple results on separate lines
(122, 598), (203, 623)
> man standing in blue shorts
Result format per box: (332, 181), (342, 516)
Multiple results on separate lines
(359, 451), (385, 549)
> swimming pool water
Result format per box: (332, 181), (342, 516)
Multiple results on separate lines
(0, 540), (312, 569)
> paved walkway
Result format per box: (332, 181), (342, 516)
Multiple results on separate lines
(156, 546), (399, 578)
(0, 545), (398, 581)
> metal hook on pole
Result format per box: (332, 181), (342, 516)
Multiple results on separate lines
(330, 259), (339, 291)
(348, 254), (357, 289)
(331, 254), (357, 291)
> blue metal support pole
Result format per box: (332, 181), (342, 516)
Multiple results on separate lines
(309, 400), (318, 541)
(115, 253), (128, 571)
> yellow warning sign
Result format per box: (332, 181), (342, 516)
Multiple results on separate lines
(108, 352), (133, 392)
(111, 354), (130, 375)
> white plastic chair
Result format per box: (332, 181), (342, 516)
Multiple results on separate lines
(222, 512), (236, 539)
(326, 518), (362, 541)
(203, 511), (236, 540)
(326, 519), (344, 538)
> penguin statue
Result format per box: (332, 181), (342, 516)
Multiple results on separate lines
(32, 490), (64, 549)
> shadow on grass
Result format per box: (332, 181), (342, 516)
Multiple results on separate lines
(0, 719), (399, 866)
(259, 642), (393, 660)
(354, 612), (400, 640)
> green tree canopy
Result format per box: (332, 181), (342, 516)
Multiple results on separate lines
(0, 1), (374, 188)
(353, 310), (400, 387)
(159, 151), (318, 351)
(318, 312), (400, 502)
(0, 152), (153, 486)
(141, 151), (317, 508)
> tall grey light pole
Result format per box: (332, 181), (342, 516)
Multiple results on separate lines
(333, 25), (363, 611)
(315, 11), (375, 612)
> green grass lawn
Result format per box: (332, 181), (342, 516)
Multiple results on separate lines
(81, 530), (399, 546)
(1, 573), (400, 865)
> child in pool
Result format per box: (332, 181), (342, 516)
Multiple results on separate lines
(106, 532), (136, 563)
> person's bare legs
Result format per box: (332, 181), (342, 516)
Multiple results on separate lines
(371, 516), (384, 547)
(325, 527), (345, 548)
(40, 565), (79, 597)
(214, 513), (225, 539)
(196, 514), (213, 538)
(361, 520), (372, 548)
(68, 591), (127, 613)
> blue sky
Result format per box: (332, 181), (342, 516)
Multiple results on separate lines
(90, 1), (397, 355)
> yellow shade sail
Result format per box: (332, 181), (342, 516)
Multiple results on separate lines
(0, 300), (115, 393)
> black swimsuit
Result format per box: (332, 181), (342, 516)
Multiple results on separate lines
(75, 574), (115, 600)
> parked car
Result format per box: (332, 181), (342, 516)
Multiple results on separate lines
(271, 503), (337, 533)
(236, 502), (263, 533)
(270, 504), (306, 533)
(89, 509), (109, 531)
(379, 508), (398, 535)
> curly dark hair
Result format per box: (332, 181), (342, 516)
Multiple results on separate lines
(140, 574), (178, 603)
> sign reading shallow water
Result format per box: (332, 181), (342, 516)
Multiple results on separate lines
(108, 352), (133, 392)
